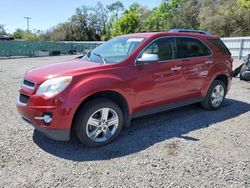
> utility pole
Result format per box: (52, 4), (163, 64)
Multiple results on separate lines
(24, 17), (32, 32)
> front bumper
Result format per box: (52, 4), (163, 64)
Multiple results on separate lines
(22, 116), (70, 141)
(16, 88), (73, 141)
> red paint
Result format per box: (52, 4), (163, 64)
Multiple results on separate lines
(16, 32), (232, 133)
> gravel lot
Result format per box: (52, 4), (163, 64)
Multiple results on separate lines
(0, 56), (249, 188)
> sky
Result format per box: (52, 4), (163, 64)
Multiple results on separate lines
(0, 0), (162, 34)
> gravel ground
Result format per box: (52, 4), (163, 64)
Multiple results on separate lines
(0, 56), (249, 188)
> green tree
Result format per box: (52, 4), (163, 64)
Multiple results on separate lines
(143, 0), (185, 31)
(95, 2), (109, 40)
(13, 28), (40, 41)
(111, 11), (140, 37)
(23, 33), (40, 41)
(111, 3), (142, 37)
(238, 0), (250, 7)
(13, 28), (25, 39)
(40, 2), (110, 41)
(107, 1), (124, 20)
(69, 3), (108, 41)
(144, 2), (168, 31)
(70, 6), (96, 41)
(0, 25), (7, 35)
(40, 22), (74, 41)
(168, 0), (201, 30)
(36, 0), (250, 41)
(103, 1), (125, 40)
(199, 0), (250, 36)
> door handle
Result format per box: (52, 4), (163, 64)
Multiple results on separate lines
(170, 66), (182, 71)
(204, 60), (213, 64)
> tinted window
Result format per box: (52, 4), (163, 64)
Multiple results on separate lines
(176, 37), (211, 58)
(208, 38), (231, 55)
(139, 38), (174, 61)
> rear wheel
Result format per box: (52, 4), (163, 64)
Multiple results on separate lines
(74, 98), (123, 147)
(201, 80), (226, 110)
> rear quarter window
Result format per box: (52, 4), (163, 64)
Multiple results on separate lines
(208, 38), (231, 55)
(176, 37), (212, 59)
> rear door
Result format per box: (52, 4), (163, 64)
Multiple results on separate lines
(175, 37), (213, 97)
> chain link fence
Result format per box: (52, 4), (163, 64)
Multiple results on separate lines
(1, 37), (250, 59)
(0, 41), (103, 58)
(221, 37), (250, 59)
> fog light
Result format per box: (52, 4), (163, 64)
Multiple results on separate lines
(43, 114), (52, 124)
(35, 112), (53, 125)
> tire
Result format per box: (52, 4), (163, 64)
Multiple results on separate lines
(74, 98), (123, 147)
(201, 80), (226, 110)
(239, 72), (244, 80)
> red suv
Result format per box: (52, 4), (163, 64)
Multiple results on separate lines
(16, 30), (233, 147)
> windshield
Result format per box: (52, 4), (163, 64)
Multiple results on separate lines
(82, 36), (145, 64)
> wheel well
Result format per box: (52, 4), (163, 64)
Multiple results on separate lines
(72, 91), (130, 129)
(214, 74), (228, 89)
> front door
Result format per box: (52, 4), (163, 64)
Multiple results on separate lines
(132, 37), (185, 112)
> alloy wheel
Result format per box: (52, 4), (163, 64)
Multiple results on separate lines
(211, 85), (225, 108)
(86, 108), (119, 142)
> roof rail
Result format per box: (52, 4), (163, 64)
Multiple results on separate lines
(169, 29), (211, 35)
(140, 30), (161, 33)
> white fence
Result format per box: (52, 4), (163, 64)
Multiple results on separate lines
(221, 37), (250, 59)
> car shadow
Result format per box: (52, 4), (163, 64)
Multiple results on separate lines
(33, 98), (250, 161)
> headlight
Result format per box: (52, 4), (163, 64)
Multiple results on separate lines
(36, 76), (72, 97)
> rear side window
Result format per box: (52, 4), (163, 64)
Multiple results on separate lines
(176, 37), (211, 59)
(208, 38), (231, 55)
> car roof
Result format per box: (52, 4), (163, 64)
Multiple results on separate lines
(122, 32), (219, 40)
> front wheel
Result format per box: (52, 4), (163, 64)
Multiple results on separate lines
(74, 98), (123, 147)
(201, 80), (226, 110)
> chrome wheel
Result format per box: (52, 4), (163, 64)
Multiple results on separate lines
(211, 85), (224, 108)
(86, 108), (119, 143)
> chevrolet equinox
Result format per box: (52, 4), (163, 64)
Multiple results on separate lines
(16, 30), (233, 147)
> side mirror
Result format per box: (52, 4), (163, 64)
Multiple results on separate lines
(136, 54), (159, 64)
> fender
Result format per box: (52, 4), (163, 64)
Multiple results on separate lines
(201, 62), (232, 96)
(60, 72), (135, 125)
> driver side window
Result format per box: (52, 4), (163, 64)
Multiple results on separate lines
(143, 43), (159, 54)
(139, 37), (174, 62)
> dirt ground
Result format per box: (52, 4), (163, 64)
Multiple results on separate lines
(0, 56), (249, 187)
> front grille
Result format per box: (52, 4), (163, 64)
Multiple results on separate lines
(19, 93), (30, 104)
(22, 79), (35, 89)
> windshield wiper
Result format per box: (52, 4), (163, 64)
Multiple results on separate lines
(86, 53), (91, 61)
(92, 52), (107, 64)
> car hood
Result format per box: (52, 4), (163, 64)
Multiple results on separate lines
(24, 59), (104, 84)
